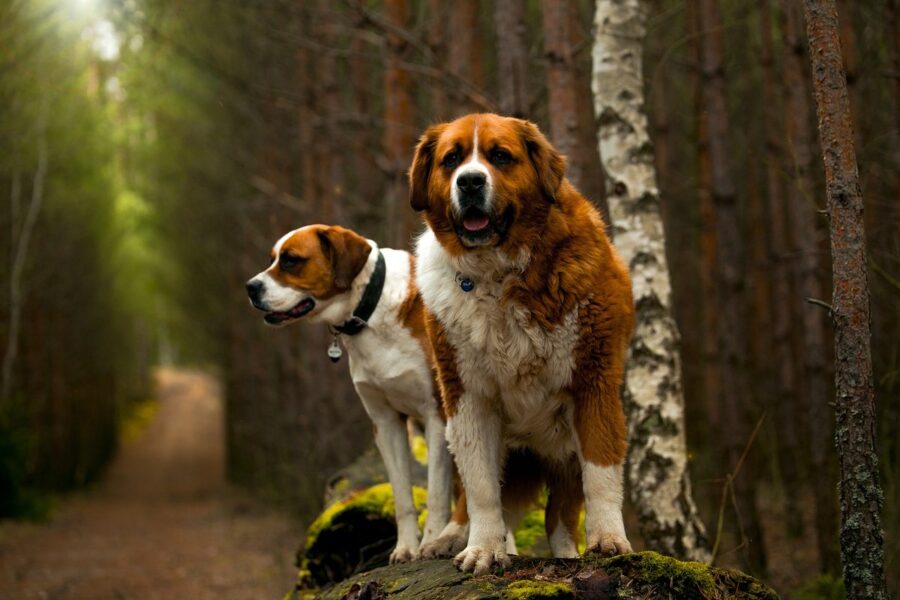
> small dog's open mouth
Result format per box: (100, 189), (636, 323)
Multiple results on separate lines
(264, 298), (315, 325)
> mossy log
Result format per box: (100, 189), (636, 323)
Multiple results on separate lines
(288, 551), (778, 600)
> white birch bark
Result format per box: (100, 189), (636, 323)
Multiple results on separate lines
(591, 0), (711, 561)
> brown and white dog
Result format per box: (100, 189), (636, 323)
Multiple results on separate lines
(409, 114), (635, 574)
(245, 225), (454, 563)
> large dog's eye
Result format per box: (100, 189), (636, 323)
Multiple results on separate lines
(442, 150), (461, 170)
(489, 148), (513, 166)
(280, 253), (306, 270)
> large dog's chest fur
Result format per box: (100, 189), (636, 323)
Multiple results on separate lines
(417, 232), (581, 458)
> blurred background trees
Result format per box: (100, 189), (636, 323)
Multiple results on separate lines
(1, 0), (898, 596)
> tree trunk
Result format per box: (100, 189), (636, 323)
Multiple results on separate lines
(686, 0), (722, 442)
(427, 0), (449, 120)
(592, 0), (711, 562)
(543, 0), (607, 221)
(803, 3), (889, 598)
(781, 0), (840, 572)
(698, 0), (767, 575)
(760, 0), (805, 538)
(493, 0), (529, 118)
(383, 0), (417, 247)
(1, 107), (47, 402)
(889, 0), (900, 187)
(447, 0), (483, 115)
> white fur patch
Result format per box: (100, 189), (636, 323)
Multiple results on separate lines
(416, 230), (580, 461)
(450, 124), (494, 214)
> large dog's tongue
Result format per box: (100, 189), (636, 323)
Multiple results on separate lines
(463, 211), (490, 232)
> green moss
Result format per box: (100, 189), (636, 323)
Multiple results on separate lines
(299, 483), (429, 588)
(305, 483), (427, 548)
(604, 551), (716, 597)
(503, 580), (574, 599)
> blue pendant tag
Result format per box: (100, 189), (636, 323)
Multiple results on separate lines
(456, 272), (475, 292)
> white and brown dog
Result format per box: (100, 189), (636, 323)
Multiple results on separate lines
(409, 114), (635, 574)
(245, 225), (454, 563)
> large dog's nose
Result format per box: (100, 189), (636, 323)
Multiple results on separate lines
(457, 171), (486, 193)
(246, 279), (263, 303)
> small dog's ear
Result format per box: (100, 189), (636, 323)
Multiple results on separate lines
(408, 124), (447, 212)
(317, 226), (372, 291)
(517, 120), (565, 203)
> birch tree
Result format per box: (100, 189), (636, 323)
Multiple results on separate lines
(803, 1), (888, 597)
(591, 0), (710, 562)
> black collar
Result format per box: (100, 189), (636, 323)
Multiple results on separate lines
(332, 250), (386, 336)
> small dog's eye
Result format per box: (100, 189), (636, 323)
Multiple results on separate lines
(442, 151), (461, 169)
(489, 148), (512, 166)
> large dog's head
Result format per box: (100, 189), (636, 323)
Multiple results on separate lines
(408, 113), (565, 255)
(245, 225), (372, 326)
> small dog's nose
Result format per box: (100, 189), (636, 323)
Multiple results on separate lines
(246, 279), (263, 302)
(457, 171), (486, 193)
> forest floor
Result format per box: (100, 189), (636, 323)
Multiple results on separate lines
(0, 368), (302, 600)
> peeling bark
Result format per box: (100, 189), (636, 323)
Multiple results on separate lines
(802, 2), (889, 598)
(591, 0), (710, 562)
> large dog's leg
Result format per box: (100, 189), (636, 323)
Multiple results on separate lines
(570, 302), (632, 556)
(571, 387), (631, 554)
(420, 408), (453, 547)
(447, 395), (508, 575)
(358, 385), (420, 563)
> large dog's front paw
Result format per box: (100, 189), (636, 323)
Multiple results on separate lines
(418, 522), (468, 559)
(586, 532), (632, 557)
(453, 538), (509, 575)
(389, 543), (417, 564)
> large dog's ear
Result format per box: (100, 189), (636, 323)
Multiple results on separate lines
(317, 226), (372, 291)
(517, 120), (565, 203)
(408, 124), (447, 212)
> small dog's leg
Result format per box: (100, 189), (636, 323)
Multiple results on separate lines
(420, 410), (453, 548)
(446, 395), (508, 575)
(418, 490), (468, 558)
(369, 406), (420, 564)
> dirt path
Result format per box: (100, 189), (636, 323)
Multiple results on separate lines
(0, 369), (301, 600)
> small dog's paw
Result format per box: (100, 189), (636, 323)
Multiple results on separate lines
(389, 544), (417, 564)
(418, 522), (468, 559)
(586, 533), (632, 557)
(453, 540), (509, 575)
(418, 533), (467, 559)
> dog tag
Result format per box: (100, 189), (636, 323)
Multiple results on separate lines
(456, 272), (475, 293)
(328, 337), (343, 363)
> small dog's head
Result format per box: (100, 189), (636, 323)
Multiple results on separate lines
(408, 113), (564, 254)
(246, 225), (372, 326)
